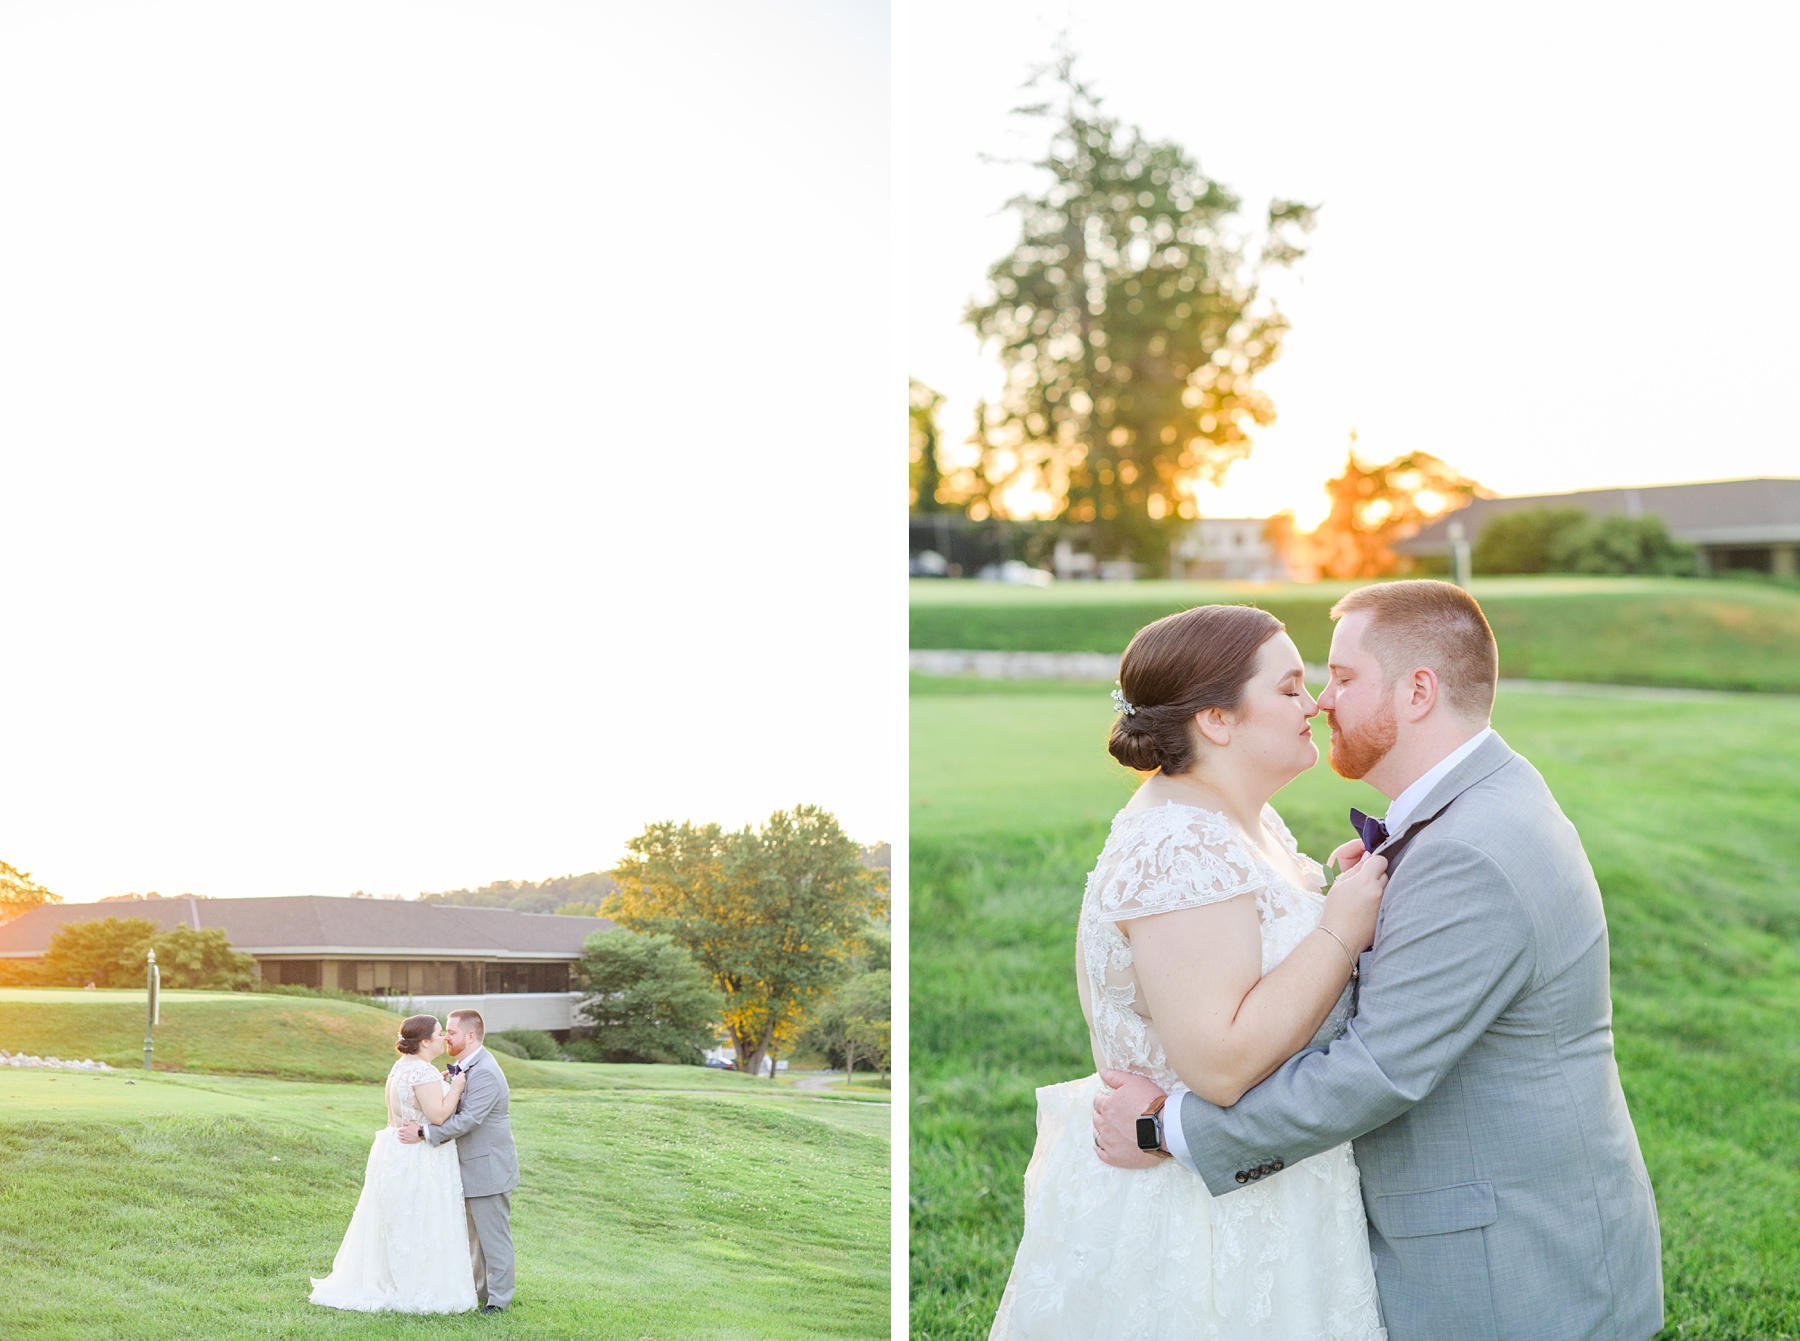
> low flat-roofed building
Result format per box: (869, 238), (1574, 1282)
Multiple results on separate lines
(0, 895), (618, 1034)
(1399, 477), (1800, 575)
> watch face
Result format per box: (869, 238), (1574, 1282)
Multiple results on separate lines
(1136, 1114), (1160, 1151)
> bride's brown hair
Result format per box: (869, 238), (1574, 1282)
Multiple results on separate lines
(1108, 605), (1285, 775)
(395, 1014), (440, 1056)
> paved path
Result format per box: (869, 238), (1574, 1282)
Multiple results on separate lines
(912, 649), (1793, 701)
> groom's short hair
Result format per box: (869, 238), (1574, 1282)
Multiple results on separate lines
(448, 1009), (486, 1040)
(1331, 580), (1498, 720)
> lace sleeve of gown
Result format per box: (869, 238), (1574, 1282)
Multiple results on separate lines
(1095, 804), (1264, 920)
(386, 1056), (439, 1125)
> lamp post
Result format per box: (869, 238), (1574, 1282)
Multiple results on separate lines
(1448, 520), (1473, 589)
(143, 948), (160, 1072)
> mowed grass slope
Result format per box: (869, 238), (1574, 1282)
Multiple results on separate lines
(911, 677), (1800, 1340)
(910, 576), (1800, 692)
(0, 998), (889, 1340)
(0, 990), (799, 1094)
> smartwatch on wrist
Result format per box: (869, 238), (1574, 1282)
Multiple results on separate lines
(1135, 1093), (1172, 1158)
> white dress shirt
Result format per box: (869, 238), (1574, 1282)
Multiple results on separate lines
(1160, 727), (1496, 1170)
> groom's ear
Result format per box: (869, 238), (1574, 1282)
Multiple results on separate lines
(1401, 666), (1441, 721)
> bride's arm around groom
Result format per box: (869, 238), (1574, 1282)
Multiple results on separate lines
(1095, 581), (1663, 1341)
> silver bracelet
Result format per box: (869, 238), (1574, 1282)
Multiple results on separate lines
(1317, 926), (1359, 979)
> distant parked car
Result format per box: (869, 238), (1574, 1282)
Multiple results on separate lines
(705, 1059), (735, 1070)
(977, 559), (1053, 587)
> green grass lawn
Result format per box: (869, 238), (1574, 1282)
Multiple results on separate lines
(911, 676), (1800, 1340)
(909, 575), (1800, 693)
(0, 997), (889, 1339)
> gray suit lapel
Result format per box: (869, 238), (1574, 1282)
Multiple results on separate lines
(1374, 731), (1516, 861)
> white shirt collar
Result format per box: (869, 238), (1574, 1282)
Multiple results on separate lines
(1384, 727), (1495, 835)
(455, 1044), (486, 1070)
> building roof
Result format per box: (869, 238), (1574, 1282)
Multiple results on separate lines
(1399, 477), (1800, 553)
(0, 895), (617, 960)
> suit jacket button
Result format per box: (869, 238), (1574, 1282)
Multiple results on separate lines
(1235, 1171), (1249, 1184)
(1258, 1162), (1273, 1175)
(1271, 1159), (1284, 1171)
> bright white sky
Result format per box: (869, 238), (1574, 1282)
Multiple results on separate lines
(903, 1), (1800, 528)
(0, 0), (893, 903)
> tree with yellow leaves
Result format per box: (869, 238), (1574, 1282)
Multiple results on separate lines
(605, 806), (886, 1080)
(1, 860), (60, 927)
(1311, 444), (1486, 579)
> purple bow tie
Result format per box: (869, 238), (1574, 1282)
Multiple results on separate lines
(447, 1062), (463, 1077)
(1350, 807), (1389, 851)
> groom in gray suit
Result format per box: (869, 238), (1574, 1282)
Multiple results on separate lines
(398, 1008), (520, 1313)
(1095, 580), (1662, 1341)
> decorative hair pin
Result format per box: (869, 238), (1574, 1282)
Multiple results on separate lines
(1111, 686), (1137, 716)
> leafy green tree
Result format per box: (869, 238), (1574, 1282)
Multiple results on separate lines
(963, 53), (1316, 565)
(552, 901), (610, 918)
(1, 860), (60, 927)
(573, 930), (721, 1064)
(606, 806), (887, 1080)
(798, 968), (891, 1085)
(910, 379), (948, 513)
(147, 926), (256, 990)
(40, 917), (159, 988)
(37, 918), (255, 989)
(418, 870), (615, 914)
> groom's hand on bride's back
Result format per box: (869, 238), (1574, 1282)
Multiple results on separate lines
(1094, 1070), (1168, 1169)
(396, 1123), (424, 1144)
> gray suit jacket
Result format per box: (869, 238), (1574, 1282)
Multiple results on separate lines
(426, 1047), (521, 1199)
(1178, 733), (1663, 1341)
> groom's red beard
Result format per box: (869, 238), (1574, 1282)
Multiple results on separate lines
(1327, 701), (1398, 780)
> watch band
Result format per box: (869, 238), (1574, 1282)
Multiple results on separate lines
(1136, 1093), (1173, 1158)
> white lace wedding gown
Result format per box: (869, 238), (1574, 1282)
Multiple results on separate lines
(309, 1055), (478, 1313)
(990, 802), (1386, 1340)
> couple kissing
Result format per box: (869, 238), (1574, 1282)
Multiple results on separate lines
(988, 580), (1662, 1341)
(311, 1007), (520, 1315)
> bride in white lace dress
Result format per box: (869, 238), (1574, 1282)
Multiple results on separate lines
(991, 606), (1390, 1340)
(310, 1014), (478, 1313)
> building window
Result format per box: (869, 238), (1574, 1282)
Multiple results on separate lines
(488, 962), (570, 994)
(1711, 546), (1773, 574)
(265, 960), (322, 988)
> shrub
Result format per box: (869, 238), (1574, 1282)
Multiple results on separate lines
(36, 918), (258, 990)
(40, 917), (161, 987)
(249, 983), (390, 1010)
(146, 927), (256, 990)
(1473, 507), (1592, 574)
(490, 1029), (560, 1061)
(1474, 507), (1698, 576)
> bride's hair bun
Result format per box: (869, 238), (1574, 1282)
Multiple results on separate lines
(1107, 605), (1284, 775)
(395, 1013), (439, 1056)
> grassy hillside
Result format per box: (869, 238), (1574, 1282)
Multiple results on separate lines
(0, 991), (876, 1106)
(1, 1027), (889, 1338)
(0, 991), (612, 1087)
(909, 576), (1800, 693)
(911, 678), (1800, 1340)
